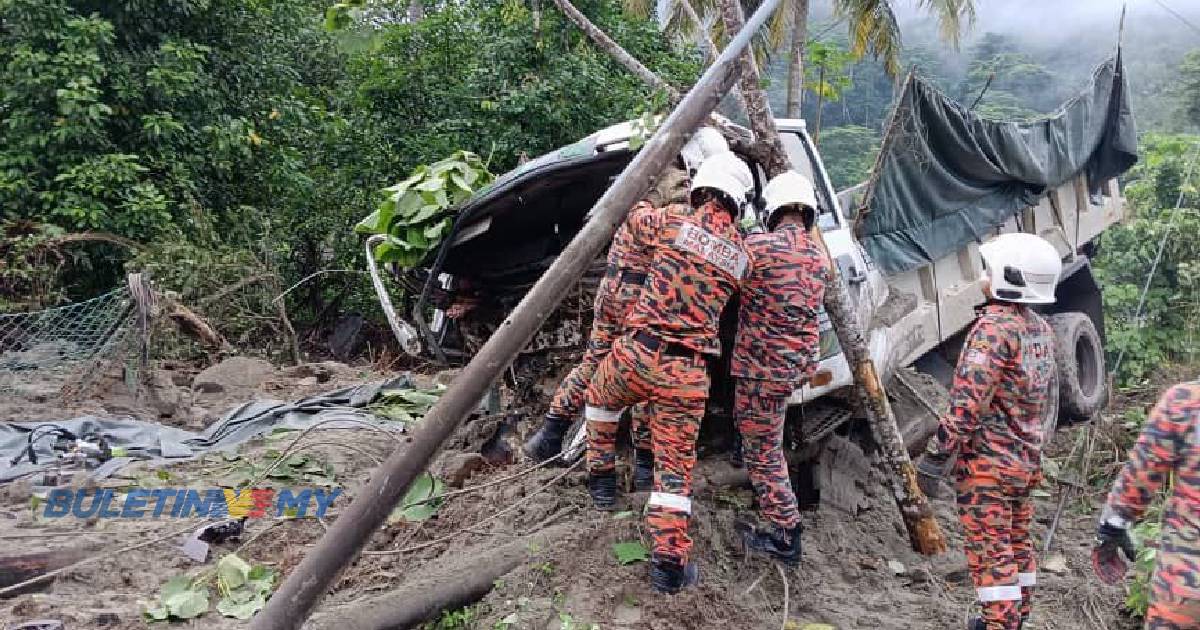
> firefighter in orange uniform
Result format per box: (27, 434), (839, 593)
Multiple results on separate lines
(916, 233), (1062, 630)
(733, 170), (829, 566)
(1093, 382), (1200, 629)
(523, 129), (729, 493)
(584, 149), (753, 593)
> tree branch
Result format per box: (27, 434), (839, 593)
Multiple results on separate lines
(551, 0), (681, 101)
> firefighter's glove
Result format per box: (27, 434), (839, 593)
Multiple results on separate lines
(1091, 520), (1136, 586)
(915, 453), (950, 500)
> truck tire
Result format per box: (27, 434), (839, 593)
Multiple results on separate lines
(1048, 312), (1106, 422)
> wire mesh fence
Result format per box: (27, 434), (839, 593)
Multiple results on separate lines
(0, 286), (136, 399)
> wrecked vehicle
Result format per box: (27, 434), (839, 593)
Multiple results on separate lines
(380, 54), (1137, 505)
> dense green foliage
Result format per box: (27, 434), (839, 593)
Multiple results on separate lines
(355, 0), (695, 176)
(0, 0), (347, 243)
(0, 0), (696, 353)
(814, 125), (879, 190)
(1096, 133), (1200, 386)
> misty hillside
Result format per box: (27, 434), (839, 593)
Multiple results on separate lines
(755, 0), (1200, 188)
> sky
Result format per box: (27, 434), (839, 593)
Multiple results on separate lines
(890, 0), (1199, 46)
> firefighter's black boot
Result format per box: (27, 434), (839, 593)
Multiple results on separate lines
(649, 556), (700, 594)
(742, 522), (803, 567)
(633, 448), (654, 492)
(522, 415), (571, 463)
(588, 472), (618, 510)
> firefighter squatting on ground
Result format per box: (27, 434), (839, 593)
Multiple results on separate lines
(522, 127), (1199, 628)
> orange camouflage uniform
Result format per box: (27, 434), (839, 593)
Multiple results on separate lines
(547, 202), (657, 458)
(927, 302), (1055, 630)
(1103, 382), (1200, 629)
(585, 199), (748, 564)
(730, 224), (828, 530)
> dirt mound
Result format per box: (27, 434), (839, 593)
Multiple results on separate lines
(455, 424), (1128, 629)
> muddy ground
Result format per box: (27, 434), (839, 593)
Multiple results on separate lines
(0, 356), (1142, 629)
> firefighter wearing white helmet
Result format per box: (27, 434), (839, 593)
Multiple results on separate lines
(524, 130), (732, 470)
(761, 169), (819, 230)
(730, 169), (830, 565)
(978, 232), (1062, 304)
(688, 150), (753, 216)
(583, 149), (752, 593)
(917, 231), (1061, 630)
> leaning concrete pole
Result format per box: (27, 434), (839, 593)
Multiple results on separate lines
(717, 0), (946, 555)
(250, 2), (785, 628)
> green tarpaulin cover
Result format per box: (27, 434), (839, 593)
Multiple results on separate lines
(857, 53), (1138, 275)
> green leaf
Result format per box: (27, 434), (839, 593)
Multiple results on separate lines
(248, 565), (278, 585)
(397, 389), (440, 405)
(217, 554), (252, 591)
(354, 197), (395, 235)
(144, 603), (170, 621)
(611, 541), (649, 565)
(416, 177), (445, 192)
(424, 220), (449, 239)
(392, 192), (424, 219)
(217, 592), (266, 619)
(404, 225), (429, 248)
(156, 469), (171, 481)
(388, 473), (445, 523)
(611, 510), (635, 520)
(161, 575), (194, 598)
(431, 187), (449, 208)
(164, 586), (209, 619)
(385, 173), (424, 196)
(401, 202), (443, 226)
(450, 172), (474, 191)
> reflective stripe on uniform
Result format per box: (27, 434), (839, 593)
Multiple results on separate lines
(976, 585), (1022, 602)
(585, 406), (623, 422)
(1018, 572), (1036, 587)
(648, 492), (692, 514)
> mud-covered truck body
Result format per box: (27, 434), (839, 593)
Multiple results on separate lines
(387, 54), (1136, 457)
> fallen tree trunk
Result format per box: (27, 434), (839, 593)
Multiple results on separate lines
(250, 4), (784, 628)
(164, 299), (228, 351)
(311, 524), (573, 630)
(716, 0), (792, 178)
(0, 546), (96, 597)
(551, 0), (681, 101)
(717, 0), (945, 555)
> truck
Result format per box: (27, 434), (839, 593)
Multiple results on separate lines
(378, 55), (1134, 498)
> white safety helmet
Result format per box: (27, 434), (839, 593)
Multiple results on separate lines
(679, 127), (729, 176)
(689, 151), (753, 215)
(762, 170), (818, 229)
(978, 233), (1063, 304)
